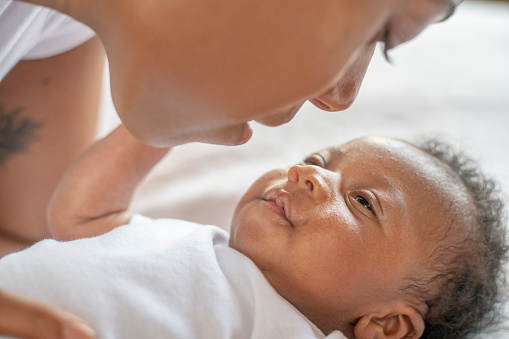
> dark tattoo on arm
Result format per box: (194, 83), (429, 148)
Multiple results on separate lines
(0, 106), (43, 165)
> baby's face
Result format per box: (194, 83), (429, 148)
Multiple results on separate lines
(229, 136), (458, 332)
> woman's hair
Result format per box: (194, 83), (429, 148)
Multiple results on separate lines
(408, 138), (508, 338)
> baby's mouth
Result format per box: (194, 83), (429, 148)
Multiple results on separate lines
(263, 188), (293, 226)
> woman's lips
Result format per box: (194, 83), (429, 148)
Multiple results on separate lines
(309, 98), (331, 111)
(237, 122), (253, 145)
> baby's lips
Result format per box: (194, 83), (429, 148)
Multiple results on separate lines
(264, 188), (293, 225)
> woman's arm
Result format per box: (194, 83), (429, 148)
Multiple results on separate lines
(48, 125), (171, 241)
(0, 36), (105, 249)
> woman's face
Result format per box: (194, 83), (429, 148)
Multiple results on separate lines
(114, 0), (461, 147)
(229, 137), (462, 333)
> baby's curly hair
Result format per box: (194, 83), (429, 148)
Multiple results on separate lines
(407, 139), (508, 338)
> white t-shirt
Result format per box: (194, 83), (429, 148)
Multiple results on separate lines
(0, 215), (346, 339)
(0, 1), (95, 80)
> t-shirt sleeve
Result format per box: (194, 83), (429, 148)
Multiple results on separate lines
(23, 10), (96, 60)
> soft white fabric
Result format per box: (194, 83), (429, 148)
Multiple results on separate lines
(0, 0), (95, 80)
(0, 215), (346, 339)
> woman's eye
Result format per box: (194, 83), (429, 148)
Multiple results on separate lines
(355, 195), (372, 212)
(304, 154), (325, 167)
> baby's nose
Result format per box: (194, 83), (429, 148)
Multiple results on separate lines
(287, 165), (332, 199)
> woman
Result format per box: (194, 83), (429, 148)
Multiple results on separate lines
(0, 0), (460, 337)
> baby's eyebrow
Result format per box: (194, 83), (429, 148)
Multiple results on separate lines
(375, 176), (407, 225)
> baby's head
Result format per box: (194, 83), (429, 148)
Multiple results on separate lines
(229, 136), (507, 339)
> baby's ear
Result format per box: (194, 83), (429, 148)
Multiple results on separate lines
(352, 305), (424, 339)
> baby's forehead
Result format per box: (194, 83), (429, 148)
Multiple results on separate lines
(323, 137), (431, 168)
(334, 136), (417, 156)
(329, 137), (445, 171)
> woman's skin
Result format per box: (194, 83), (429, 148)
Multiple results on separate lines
(2, 0), (459, 337)
(0, 36), (105, 257)
(0, 289), (96, 339)
(22, 0), (460, 147)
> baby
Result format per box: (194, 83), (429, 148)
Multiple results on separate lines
(0, 126), (506, 339)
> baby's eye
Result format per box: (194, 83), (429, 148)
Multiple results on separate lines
(355, 195), (372, 212)
(304, 153), (326, 167)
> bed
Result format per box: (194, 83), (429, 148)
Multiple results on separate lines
(97, 0), (509, 337)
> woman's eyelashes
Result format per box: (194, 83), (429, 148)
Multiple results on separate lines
(381, 29), (393, 63)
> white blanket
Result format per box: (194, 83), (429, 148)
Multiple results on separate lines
(0, 215), (346, 339)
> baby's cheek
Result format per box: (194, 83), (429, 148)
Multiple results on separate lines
(229, 202), (266, 254)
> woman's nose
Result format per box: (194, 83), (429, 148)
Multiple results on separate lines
(311, 80), (358, 112)
(287, 165), (331, 198)
(310, 43), (375, 112)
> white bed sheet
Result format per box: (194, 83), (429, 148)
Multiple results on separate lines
(97, 1), (509, 337)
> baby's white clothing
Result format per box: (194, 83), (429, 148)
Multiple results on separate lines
(0, 215), (346, 339)
(0, 1), (95, 80)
